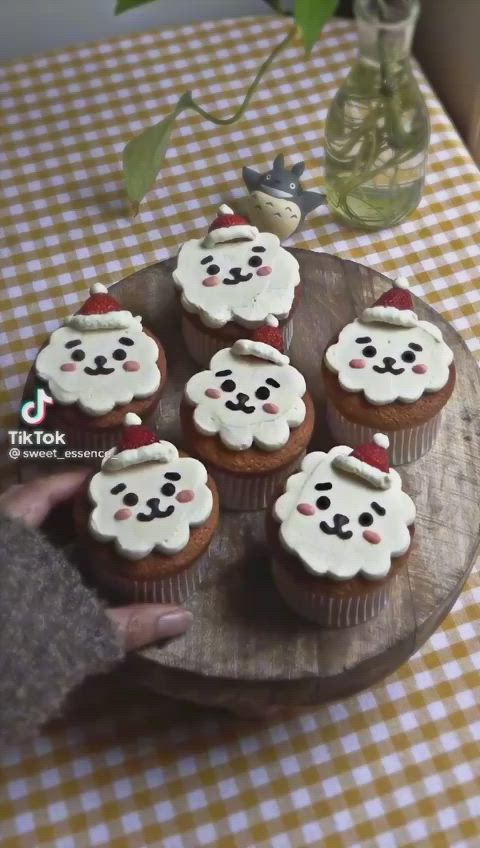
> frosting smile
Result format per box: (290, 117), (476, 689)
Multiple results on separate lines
(222, 268), (253, 285)
(136, 498), (175, 522)
(320, 513), (353, 540)
(225, 392), (255, 414)
(373, 357), (404, 375)
(84, 355), (115, 376)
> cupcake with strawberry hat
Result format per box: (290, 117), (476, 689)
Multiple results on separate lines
(173, 204), (301, 366)
(181, 326), (314, 510)
(268, 433), (416, 627)
(74, 413), (219, 603)
(322, 277), (455, 465)
(35, 283), (167, 454)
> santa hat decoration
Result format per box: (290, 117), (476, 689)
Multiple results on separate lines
(361, 277), (418, 329)
(231, 326), (289, 366)
(333, 433), (391, 489)
(66, 283), (138, 331)
(103, 413), (178, 472)
(202, 204), (258, 247)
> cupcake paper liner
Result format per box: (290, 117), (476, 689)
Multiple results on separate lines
(182, 313), (294, 368)
(84, 548), (210, 605)
(326, 400), (443, 466)
(272, 559), (393, 628)
(206, 452), (305, 511)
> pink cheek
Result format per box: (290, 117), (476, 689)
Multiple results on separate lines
(114, 508), (132, 521)
(297, 503), (316, 516)
(363, 530), (381, 545)
(176, 489), (195, 503)
(349, 359), (366, 369)
(263, 402), (279, 414)
(202, 276), (221, 287)
(60, 362), (77, 372)
(123, 360), (140, 372)
(257, 266), (272, 277)
(413, 364), (428, 374)
(205, 388), (222, 399)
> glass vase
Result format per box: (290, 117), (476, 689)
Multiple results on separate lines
(324, 0), (430, 230)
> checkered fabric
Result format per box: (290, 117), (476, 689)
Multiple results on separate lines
(1, 14), (479, 848)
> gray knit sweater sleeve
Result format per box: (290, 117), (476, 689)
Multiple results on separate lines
(0, 514), (124, 742)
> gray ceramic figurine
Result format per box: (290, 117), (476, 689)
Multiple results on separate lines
(242, 154), (326, 240)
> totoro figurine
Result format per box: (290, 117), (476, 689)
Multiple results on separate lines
(242, 154), (326, 240)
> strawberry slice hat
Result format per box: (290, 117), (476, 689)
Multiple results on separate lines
(203, 204), (258, 247)
(231, 326), (289, 366)
(66, 283), (138, 331)
(333, 433), (391, 489)
(361, 276), (418, 329)
(102, 413), (177, 472)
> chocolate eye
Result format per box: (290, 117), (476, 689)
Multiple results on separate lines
(359, 512), (373, 526)
(113, 348), (127, 361)
(362, 346), (377, 358)
(248, 255), (262, 268)
(316, 496), (330, 510)
(71, 349), (85, 362)
(255, 386), (270, 400)
(161, 483), (175, 497)
(207, 264), (220, 275)
(221, 379), (236, 392)
(401, 350), (416, 363)
(123, 492), (138, 506)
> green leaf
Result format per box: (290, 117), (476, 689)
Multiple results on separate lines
(294, 0), (339, 54)
(123, 101), (185, 204)
(115, 0), (158, 15)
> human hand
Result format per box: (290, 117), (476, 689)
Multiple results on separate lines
(0, 471), (193, 650)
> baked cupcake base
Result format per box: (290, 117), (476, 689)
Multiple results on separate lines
(267, 512), (414, 628)
(182, 313), (294, 369)
(322, 359), (456, 465)
(180, 392), (315, 511)
(326, 401), (443, 466)
(73, 475), (219, 604)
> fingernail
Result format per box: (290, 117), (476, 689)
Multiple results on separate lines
(155, 610), (193, 639)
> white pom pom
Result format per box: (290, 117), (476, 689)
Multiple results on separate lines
(394, 276), (410, 290)
(124, 413), (142, 427)
(373, 433), (390, 449)
(90, 283), (108, 295)
(218, 203), (233, 215)
(265, 314), (279, 327)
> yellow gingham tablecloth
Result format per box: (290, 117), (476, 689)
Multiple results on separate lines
(1, 15), (480, 848)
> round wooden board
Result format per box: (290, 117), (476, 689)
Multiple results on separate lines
(22, 250), (480, 709)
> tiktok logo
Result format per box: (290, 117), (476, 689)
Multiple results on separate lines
(20, 388), (54, 426)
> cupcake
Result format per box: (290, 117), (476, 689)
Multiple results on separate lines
(268, 434), (416, 628)
(181, 327), (315, 510)
(74, 414), (219, 603)
(35, 283), (167, 454)
(323, 277), (455, 465)
(173, 204), (300, 366)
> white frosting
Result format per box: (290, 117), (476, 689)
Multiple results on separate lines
(102, 440), (178, 472)
(231, 339), (289, 366)
(361, 305), (418, 327)
(173, 231), (299, 329)
(89, 443), (213, 559)
(274, 447), (415, 581)
(325, 317), (453, 405)
(203, 224), (258, 247)
(66, 311), (137, 331)
(35, 320), (161, 416)
(185, 345), (306, 451)
(332, 454), (391, 490)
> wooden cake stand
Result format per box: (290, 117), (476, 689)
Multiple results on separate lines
(22, 250), (480, 709)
